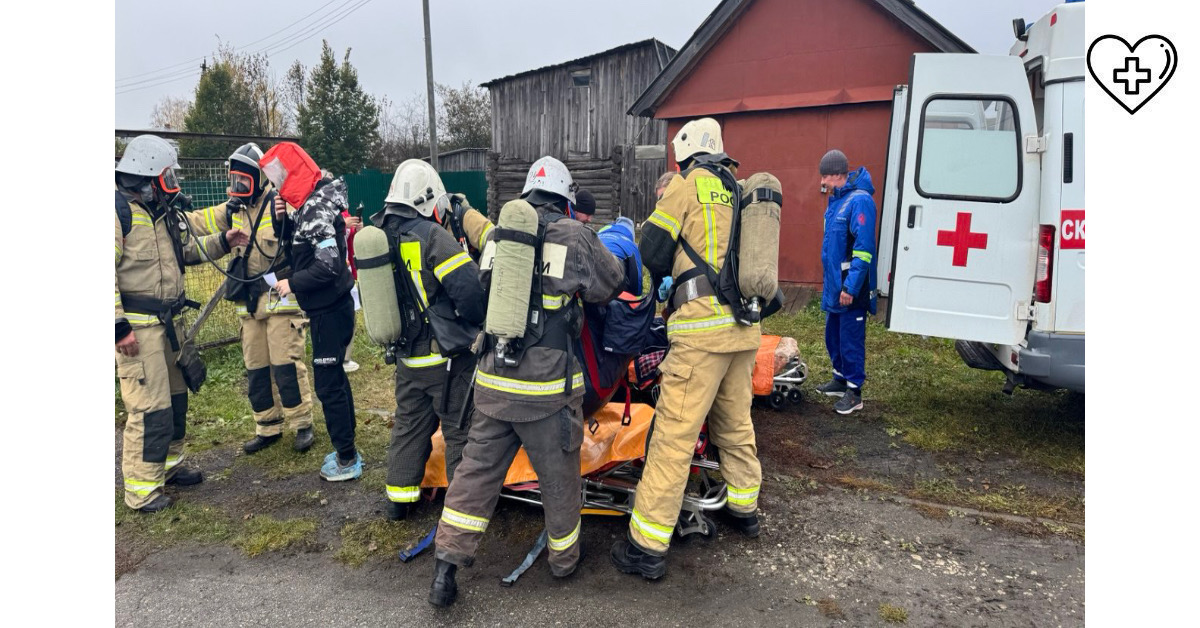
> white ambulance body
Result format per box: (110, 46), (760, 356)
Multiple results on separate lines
(877, 1), (1084, 393)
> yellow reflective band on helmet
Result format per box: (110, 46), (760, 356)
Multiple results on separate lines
(441, 507), (489, 533)
(124, 479), (164, 497)
(630, 510), (673, 543)
(386, 485), (422, 503)
(434, 252), (472, 282)
(476, 371), (585, 396)
(647, 209), (681, 240)
(542, 294), (568, 310)
(726, 484), (760, 506)
(400, 353), (448, 368)
(667, 313), (736, 336)
(478, 221), (494, 249)
(125, 312), (159, 325)
(852, 250), (873, 264)
(548, 519), (581, 552)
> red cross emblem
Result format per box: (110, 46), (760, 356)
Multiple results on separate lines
(936, 212), (988, 267)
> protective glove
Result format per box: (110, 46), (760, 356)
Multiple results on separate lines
(657, 276), (674, 303)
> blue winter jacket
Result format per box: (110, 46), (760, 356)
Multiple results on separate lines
(598, 217), (644, 296)
(821, 167), (878, 314)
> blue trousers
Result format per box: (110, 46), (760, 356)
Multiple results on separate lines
(825, 310), (867, 389)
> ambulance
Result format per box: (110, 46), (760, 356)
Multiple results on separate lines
(877, 1), (1084, 393)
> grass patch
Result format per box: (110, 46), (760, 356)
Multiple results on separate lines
(763, 303), (1084, 476)
(335, 518), (415, 567)
(817, 598), (846, 620)
(837, 475), (893, 492)
(879, 603), (909, 623)
(233, 515), (319, 556)
(115, 491), (236, 546)
(911, 478), (1083, 523)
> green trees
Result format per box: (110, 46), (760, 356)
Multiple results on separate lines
(296, 41), (380, 176)
(176, 46), (285, 158)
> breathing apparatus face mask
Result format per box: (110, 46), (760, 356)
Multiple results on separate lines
(118, 173), (156, 205)
(228, 160), (262, 202)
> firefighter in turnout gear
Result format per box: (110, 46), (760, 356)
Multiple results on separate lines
(429, 156), (625, 608)
(368, 160), (486, 520)
(115, 135), (248, 512)
(185, 143), (316, 454)
(611, 118), (764, 579)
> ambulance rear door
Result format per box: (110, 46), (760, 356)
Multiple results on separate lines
(877, 84), (908, 298)
(886, 53), (1042, 346)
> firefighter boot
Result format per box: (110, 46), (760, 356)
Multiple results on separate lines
(167, 466), (204, 486)
(243, 433), (281, 454)
(610, 538), (667, 580)
(293, 427), (314, 452)
(138, 494), (174, 514)
(386, 501), (409, 521)
(429, 559), (458, 607)
(721, 508), (761, 538)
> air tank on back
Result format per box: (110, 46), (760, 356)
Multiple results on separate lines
(737, 172), (783, 322)
(353, 225), (405, 349)
(484, 199), (540, 367)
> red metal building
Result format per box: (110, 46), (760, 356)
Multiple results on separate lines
(631, 0), (973, 290)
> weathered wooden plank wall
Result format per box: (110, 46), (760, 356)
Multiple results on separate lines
(488, 42), (673, 162)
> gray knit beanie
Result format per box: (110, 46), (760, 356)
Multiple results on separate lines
(819, 149), (849, 175)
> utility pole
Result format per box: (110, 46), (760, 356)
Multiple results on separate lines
(423, 0), (438, 166)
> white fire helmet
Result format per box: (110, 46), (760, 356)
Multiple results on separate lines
(116, 135), (180, 177)
(521, 156), (576, 204)
(671, 117), (723, 163)
(385, 159), (449, 218)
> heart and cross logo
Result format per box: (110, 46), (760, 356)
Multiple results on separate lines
(1088, 35), (1177, 114)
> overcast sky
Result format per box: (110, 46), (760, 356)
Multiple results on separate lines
(114, 0), (1062, 129)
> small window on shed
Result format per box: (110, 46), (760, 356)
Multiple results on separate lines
(571, 69), (591, 87)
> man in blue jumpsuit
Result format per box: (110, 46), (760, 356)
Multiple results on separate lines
(815, 149), (877, 415)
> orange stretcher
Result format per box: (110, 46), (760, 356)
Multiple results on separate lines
(421, 402), (727, 540)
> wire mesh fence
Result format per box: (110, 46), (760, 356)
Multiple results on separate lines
(178, 159), (241, 349)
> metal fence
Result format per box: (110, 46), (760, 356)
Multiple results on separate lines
(178, 159), (243, 349)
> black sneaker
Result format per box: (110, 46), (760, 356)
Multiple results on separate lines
(137, 494), (174, 513)
(243, 433), (281, 454)
(166, 466), (204, 486)
(429, 559), (458, 607)
(293, 427), (314, 452)
(834, 388), (863, 415)
(816, 378), (849, 398)
(610, 539), (667, 580)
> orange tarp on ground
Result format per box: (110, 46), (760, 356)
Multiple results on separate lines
(420, 402), (657, 489)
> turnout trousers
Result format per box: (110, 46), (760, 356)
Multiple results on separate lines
(435, 405), (584, 576)
(385, 355), (476, 503)
(628, 343), (762, 554)
(824, 310), (867, 389)
(115, 320), (189, 509)
(239, 312), (313, 437)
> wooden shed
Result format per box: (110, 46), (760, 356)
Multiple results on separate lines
(483, 39), (677, 225)
(421, 147), (487, 172)
(630, 0), (973, 291)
